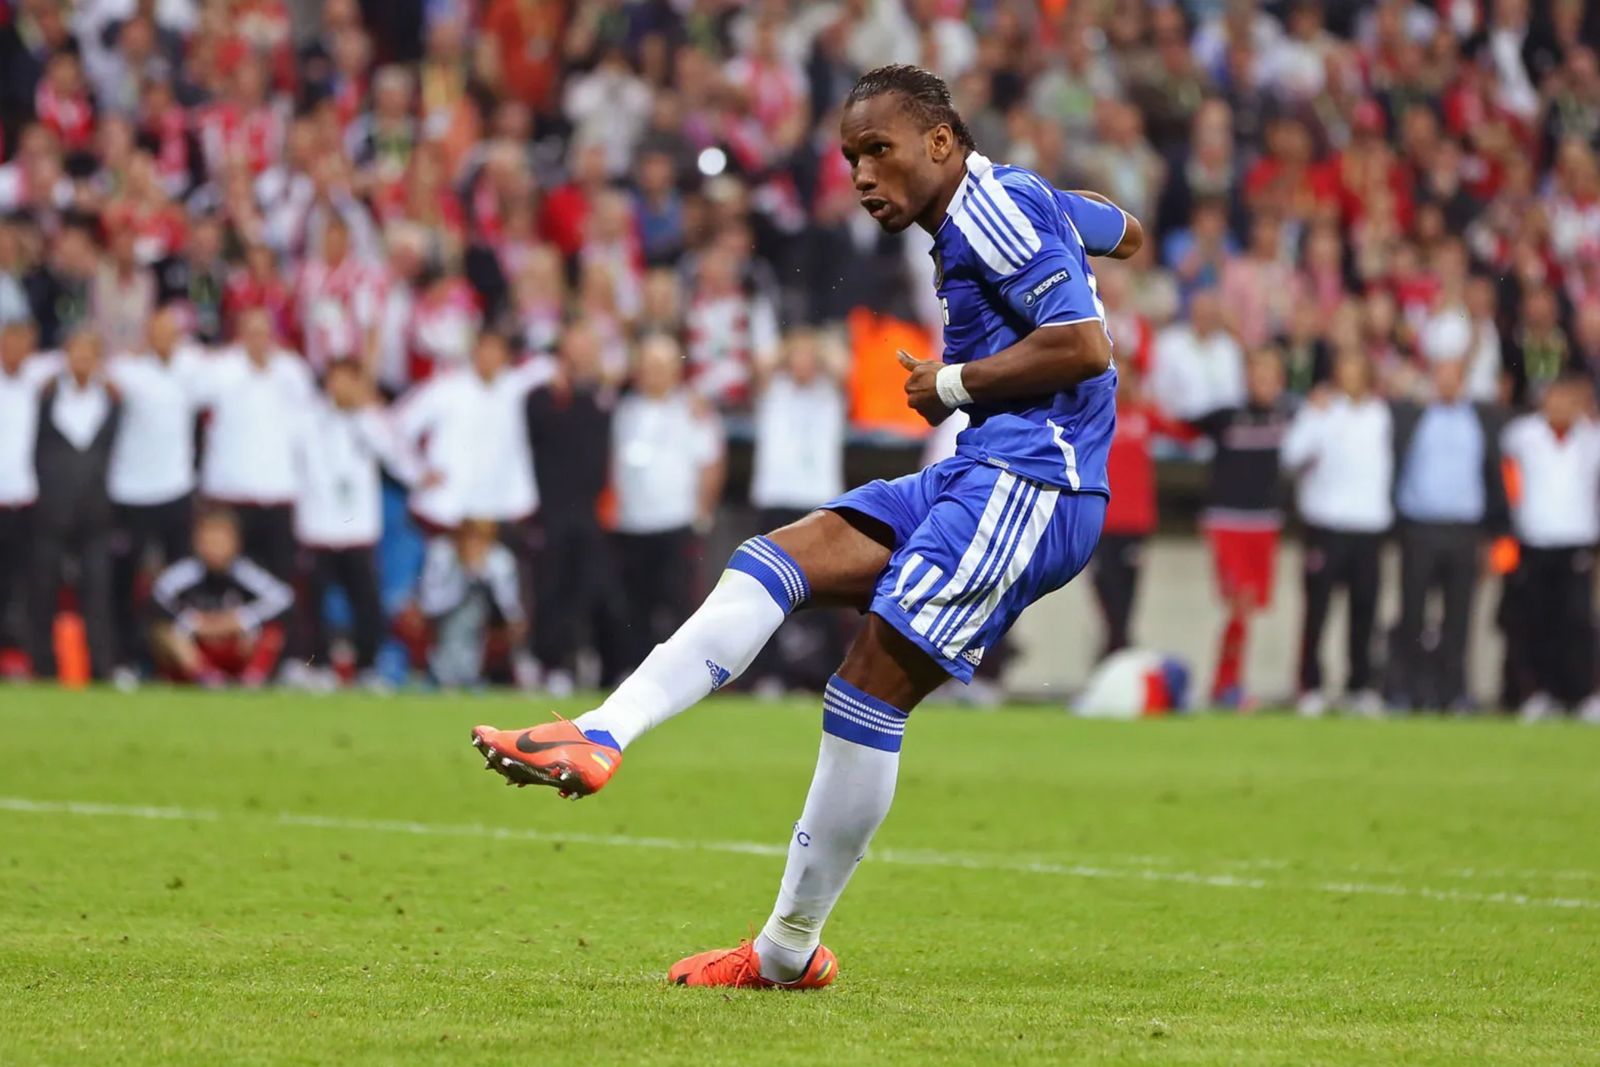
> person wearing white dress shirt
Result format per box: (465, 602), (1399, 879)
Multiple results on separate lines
(1499, 373), (1600, 722)
(610, 333), (726, 671)
(30, 329), (122, 679)
(745, 329), (849, 692)
(1281, 349), (1394, 717)
(392, 331), (553, 532)
(0, 320), (55, 670)
(291, 360), (419, 687)
(190, 307), (315, 582)
(104, 306), (206, 672)
(1149, 288), (1247, 420)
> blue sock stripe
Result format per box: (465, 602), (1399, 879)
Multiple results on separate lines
(743, 539), (802, 603)
(825, 674), (911, 721)
(822, 709), (902, 752)
(821, 675), (909, 753)
(824, 699), (904, 736)
(747, 537), (809, 601)
(728, 537), (810, 612)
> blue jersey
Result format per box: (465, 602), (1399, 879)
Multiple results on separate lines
(931, 152), (1123, 496)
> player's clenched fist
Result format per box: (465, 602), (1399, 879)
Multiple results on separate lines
(896, 349), (953, 426)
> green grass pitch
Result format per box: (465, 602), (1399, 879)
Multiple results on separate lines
(2, 688), (1598, 1066)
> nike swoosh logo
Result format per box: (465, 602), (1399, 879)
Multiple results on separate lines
(514, 733), (570, 755)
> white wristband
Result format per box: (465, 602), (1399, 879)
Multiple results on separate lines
(935, 363), (972, 409)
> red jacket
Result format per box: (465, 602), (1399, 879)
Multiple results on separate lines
(1105, 399), (1191, 536)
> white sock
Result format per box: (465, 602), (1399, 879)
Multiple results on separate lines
(755, 675), (907, 982)
(574, 536), (809, 750)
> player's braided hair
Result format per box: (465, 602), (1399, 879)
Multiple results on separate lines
(845, 64), (976, 152)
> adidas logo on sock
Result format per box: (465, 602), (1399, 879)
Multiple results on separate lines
(706, 660), (731, 690)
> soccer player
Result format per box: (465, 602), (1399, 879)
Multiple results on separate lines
(470, 65), (1142, 989)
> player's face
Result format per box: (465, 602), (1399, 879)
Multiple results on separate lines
(840, 95), (946, 234)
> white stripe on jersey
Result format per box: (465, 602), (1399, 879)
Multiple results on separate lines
(951, 171), (1042, 278)
(937, 485), (1059, 658)
(975, 171), (1040, 257)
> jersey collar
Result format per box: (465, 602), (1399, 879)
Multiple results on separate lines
(937, 151), (993, 236)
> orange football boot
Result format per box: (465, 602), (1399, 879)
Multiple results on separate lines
(470, 717), (621, 797)
(667, 941), (838, 990)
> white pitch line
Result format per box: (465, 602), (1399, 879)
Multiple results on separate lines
(2, 796), (1598, 912)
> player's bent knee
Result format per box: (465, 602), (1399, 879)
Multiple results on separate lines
(764, 510), (895, 609)
(727, 535), (811, 614)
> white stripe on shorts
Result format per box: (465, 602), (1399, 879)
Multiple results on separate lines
(938, 485), (1060, 657)
(908, 472), (1022, 642)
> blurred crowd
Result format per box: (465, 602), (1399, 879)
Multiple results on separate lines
(0, 0), (1597, 714)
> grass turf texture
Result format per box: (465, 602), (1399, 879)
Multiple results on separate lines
(1, 689), (1597, 1066)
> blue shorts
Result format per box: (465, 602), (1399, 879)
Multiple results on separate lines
(823, 456), (1106, 682)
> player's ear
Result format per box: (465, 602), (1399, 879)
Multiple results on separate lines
(928, 123), (954, 164)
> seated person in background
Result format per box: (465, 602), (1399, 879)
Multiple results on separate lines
(417, 519), (531, 689)
(148, 507), (294, 687)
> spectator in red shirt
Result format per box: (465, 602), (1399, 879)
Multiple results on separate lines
(540, 140), (609, 260)
(34, 50), (94, 151)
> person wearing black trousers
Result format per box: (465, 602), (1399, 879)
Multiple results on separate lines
(1386, 357), (1508, 711)
(105, 307), (205, 673)
(0, 320), (53, 669)
(1499, 373), (1600, 722)
(527, 322), (621, 692)
(193, 308), (315, 587)
(608, 334), (724, 675)
(30, 330), (122, 680)
(1281, 350), (1394, 717)
(290, 360), (417, 687)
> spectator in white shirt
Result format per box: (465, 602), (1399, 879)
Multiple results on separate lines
(191, 307), (315, 581)
(31, 329), (122, 680)
(291, 361), (417, 688)
(1499, 374), (1600, 722)
(105, 306), (205, 674)
(1419, 274), (1506, 405)
(749, 329), (847, 521)
(1282, 349), (1394, 717)
(1150, 287), (1246, 419)
(0, 320), (54, 671)
(417, 519), (528, 689)
(393, 331), (552, 532)
(745, 329), (850, 693)
(611, 333), (725, 671)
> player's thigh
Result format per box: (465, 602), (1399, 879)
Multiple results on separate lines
(765, 462), (955, 609)
(765, 509), (893, 609)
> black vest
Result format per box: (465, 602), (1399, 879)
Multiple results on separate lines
(33, 378), (121, 531)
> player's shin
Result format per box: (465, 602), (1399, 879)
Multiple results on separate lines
(573, 536), (810, 750)
(754, 675), (906, 983)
